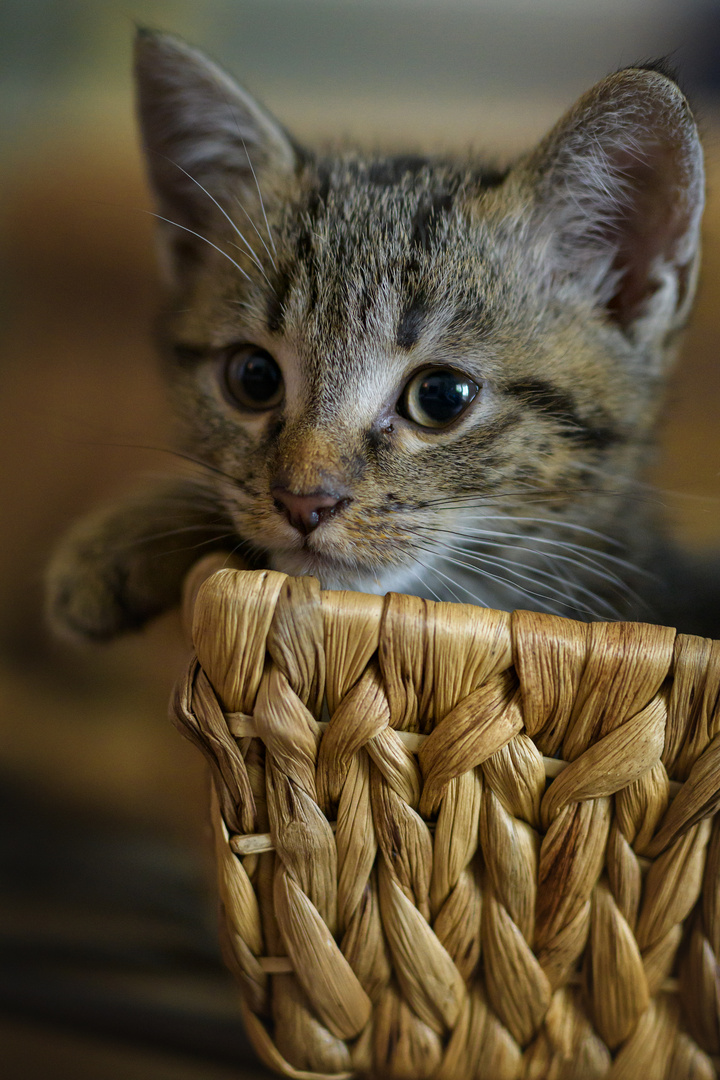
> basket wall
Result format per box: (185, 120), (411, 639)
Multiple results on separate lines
(171, 566), (720, 1080)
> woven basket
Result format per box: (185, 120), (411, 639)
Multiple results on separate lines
(171, 557), (720, 1080)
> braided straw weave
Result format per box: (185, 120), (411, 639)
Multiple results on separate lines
(171, 558), (720, 1079)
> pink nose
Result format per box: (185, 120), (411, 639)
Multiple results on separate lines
(271, 487), (350, 535)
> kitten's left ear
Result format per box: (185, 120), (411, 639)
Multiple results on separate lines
(521, 66), (704, 344)
(134, 29), (299, 281)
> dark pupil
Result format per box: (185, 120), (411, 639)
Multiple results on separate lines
(418, 372), (473, 422)
(238, 351), (280, 402)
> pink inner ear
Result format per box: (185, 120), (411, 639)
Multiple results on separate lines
(604, 140), (694, 331)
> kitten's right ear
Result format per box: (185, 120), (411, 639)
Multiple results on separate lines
(134, 29), (298, 281)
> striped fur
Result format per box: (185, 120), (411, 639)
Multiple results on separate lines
(46, 33), (708, 639)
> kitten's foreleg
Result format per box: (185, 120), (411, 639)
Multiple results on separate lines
(46, 477), (239, 641)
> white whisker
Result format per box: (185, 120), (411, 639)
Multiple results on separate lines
(416, 567), (445, 603)
(420, 558), (489, 608)
(422, 562), (467, 605)
(144, 211), (251, 282)
(464, 513), (625, 548)
(231, 195), (279, 273)
(239, 135), (278, 259)
(424, 522), (650, 578)
(427, 538), (625, 613)
(226, 240), (273, 286)
(159, 154), (276, 291)
(412, 539), (612, 619)
(422, 527), (634, 588)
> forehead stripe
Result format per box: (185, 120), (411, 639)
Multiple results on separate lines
(396, 300), (426, 349)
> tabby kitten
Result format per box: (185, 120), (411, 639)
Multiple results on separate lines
(48, 30), (710, 640)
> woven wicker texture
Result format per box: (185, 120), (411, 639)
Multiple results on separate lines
(171, 561), (720, 1080)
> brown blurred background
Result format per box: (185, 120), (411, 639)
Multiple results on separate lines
(2, 1), (720, 1077)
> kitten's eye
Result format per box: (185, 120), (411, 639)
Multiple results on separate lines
(399, 367), (480, 429)
(222, 347), (284, 410)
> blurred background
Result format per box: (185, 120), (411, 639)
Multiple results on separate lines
(2, 1), (720, 1076)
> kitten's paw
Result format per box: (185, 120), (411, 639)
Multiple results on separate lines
(46, 535), (155, 643)
(46, 500), (180, 641)
(46, 480), (238, 642)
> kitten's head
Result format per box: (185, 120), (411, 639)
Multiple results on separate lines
(135, 31), (703, 618)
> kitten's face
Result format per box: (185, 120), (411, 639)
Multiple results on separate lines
(136, 35), (703, 618)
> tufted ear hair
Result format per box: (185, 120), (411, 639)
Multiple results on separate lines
(134, 29), (299, 283)
(521, 67), (704, 344)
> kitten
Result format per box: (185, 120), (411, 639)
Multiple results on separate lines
(48, 30), (713, 640)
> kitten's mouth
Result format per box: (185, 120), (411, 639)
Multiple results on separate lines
(281, 545), (357, 574)
(245, 504), (418, 589)
(264, 540), (381, 589)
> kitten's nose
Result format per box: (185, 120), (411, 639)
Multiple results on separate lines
(271, 487), (351, 535)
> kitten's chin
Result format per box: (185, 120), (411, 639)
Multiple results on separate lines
(265, 547), (429, 599)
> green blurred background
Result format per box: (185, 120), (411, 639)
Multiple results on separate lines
(2, 2), (720, 1077)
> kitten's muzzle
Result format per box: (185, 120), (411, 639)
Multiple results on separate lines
(271, 486), (352, 536)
